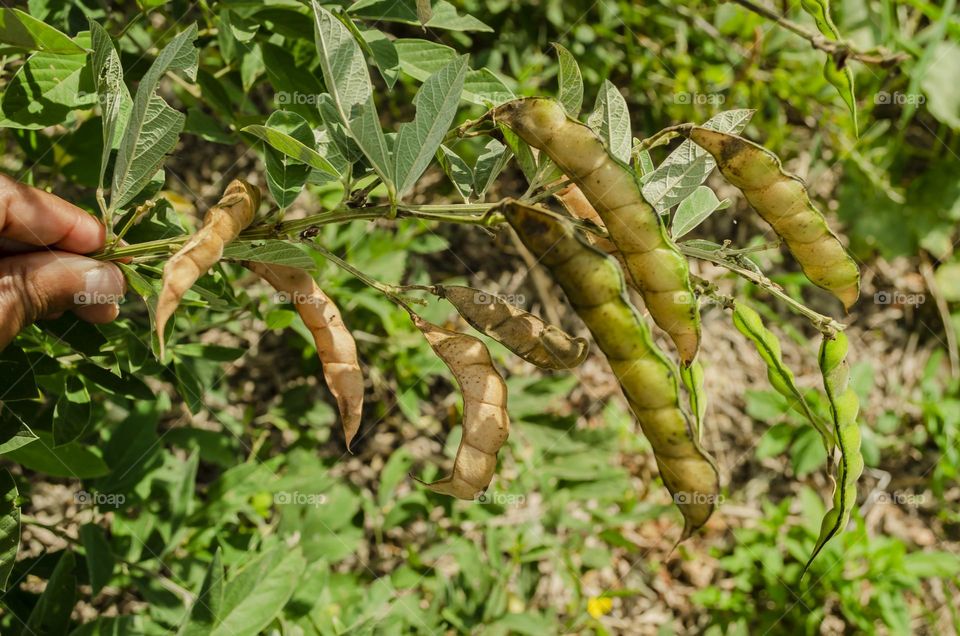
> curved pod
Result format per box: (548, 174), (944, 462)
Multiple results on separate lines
(688, 127), (860, 310)
(245, 262), (364, 450)
(505, 200), (719, 537)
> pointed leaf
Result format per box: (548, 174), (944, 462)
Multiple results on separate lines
(79, 524), (114, 595)
(554, 42), (583, 117)
(222, 240), (316, 270)
(90, 21), (131, 191)
(111, 24), (198, 211)
(26, 551), (77, 635)
(438, 145), (474, 199)
(473, 138), (509, 196)
(0, 8), (85, 53)
(0, 48), (96, 129)
(178, 549), (224, 635)
(243, 123), (340, 177)
(642, 109), (754, 213)
(394, 56), (468, 194)
(671, 186), (726, 239)
(586, 80), (631, 164)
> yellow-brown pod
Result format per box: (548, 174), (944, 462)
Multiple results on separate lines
(436, 285), (588, 370)
(505, 200), (719, 537)
(494, 97), (701, 365)
(156, 179), (261, 356)
(412, 315), (510, 499)
(245, 262), (364, 450)
(687, 127), (860, 310)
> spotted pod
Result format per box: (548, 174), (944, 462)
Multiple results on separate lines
(245, 262), (364, 450)
(687, 127), (860, 310)
(505, 200), (719, 537)
(156, 179), (261, 357)
(434, 284), (588, 370)
(494, 97), (701, 365)
(412, 315), (510, 499)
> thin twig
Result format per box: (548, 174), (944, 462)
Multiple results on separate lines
(729, 0), (909, 67)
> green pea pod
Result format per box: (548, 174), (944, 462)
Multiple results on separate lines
(822, 58), (859, 137)
(800, 0), (841, 39)
(679, 361), (707, 443)
(505, 199), (719, 538)
(687, 127), (860, 310)
(803, 332), (863, 575)
(494, 98), (701, 366)
(732, 303), (833, 452)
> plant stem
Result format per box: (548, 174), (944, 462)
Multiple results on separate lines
(729, 0), (908, 66)
(680, 243), (845, 334)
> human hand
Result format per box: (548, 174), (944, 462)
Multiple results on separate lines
(0, 174), (126, 351)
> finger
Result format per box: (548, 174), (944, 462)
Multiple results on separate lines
(0, 252), (126, 350)
(0, 174), (105, 253)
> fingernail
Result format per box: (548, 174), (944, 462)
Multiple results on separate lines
(78, 263), (126, 307)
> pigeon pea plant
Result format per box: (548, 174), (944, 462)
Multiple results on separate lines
(0, 0), (897, 631)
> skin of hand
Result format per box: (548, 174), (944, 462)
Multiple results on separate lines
(0, 174), (126, 351)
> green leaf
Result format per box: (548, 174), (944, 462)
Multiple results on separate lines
(242, 122), (339, 177)
(53, 375), (92, 446)
(257, 110), (314, 208)
(0, 469), (19, 592)
(586, 79), (631, 164)
(79, 524), (114, 595)
(472, 138), (509, 197)
(554, 42), (583, 117)
(438, 145), (474, 200)
(732, 303), (833, 450)
(348, 0), (492, 32)
(804, 332), (864, 575)
(0, 8), (85, 53)
(642, 109), (754, 213)
(0, 406), (37, 454)
(222, 240), (316, 270)
(361, 28), (399, 89)
(312, 2), (392, 188)
(4, 431), (110, 479)
(90, 21), (130, 192)
(394, 56), (468, 194)
(394, 39), (512, 106)
(177, 549), (224, 635)
(26, 551), (77, 635)
(671, 186), (726, 239)
(500, 124), (537, 183)
(110, 24), (198, 211)
(0, 49), (97, 129)
(213, 546), (306, 636)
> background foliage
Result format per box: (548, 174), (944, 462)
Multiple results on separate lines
(1, 0), (959, 633)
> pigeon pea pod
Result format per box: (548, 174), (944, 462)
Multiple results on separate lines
(804, 332), (863, 573)
(155, 179), (261, 356)
(494, 98), (701, 365)
(434, 284), (589, 370)
(412, 315), (510, 499)
(687, 127), (860, 310)
(245, 262), (364, 450)
(505, 200), (719, 536)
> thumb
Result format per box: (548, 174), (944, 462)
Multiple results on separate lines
(0, 251), (126, 350)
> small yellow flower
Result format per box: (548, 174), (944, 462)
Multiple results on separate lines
(587, 596), (612, 619)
